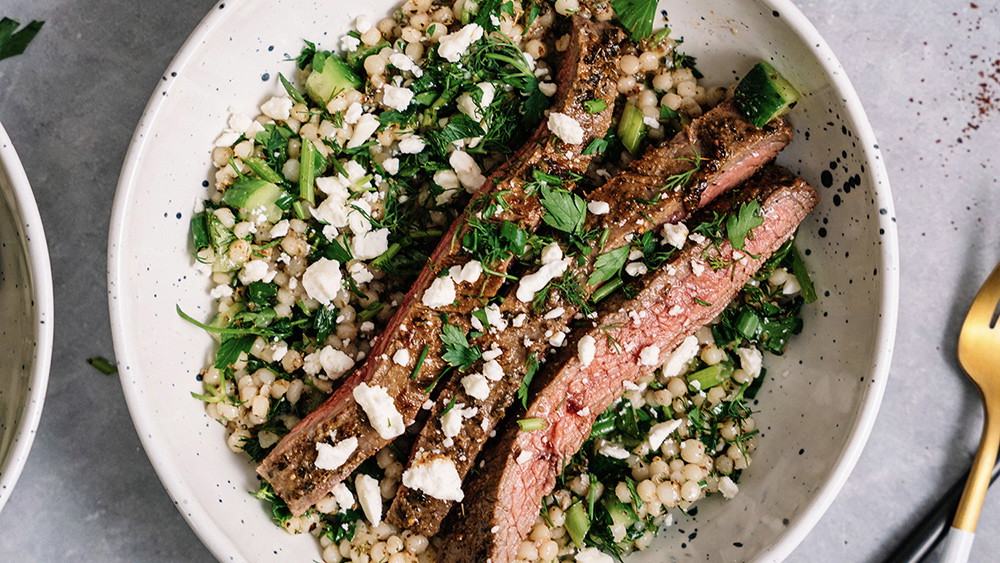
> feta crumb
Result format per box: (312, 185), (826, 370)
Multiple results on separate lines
(516, 243), (568, 302)
(352, 383), (405, 439)
(539, 81), (557, 96)
(354, 15), (372, 33)
(577, 334), (596, 367)
(544, 307), (565, 320)
(452, 260), (483, 284)
(348, 262), (374, 285)
(512, 313), (528, 328)
(351, 228), (390, 260)
(482, 359), (504, 381)
(456, 82), (496, 122)
(516, 450), (533, 464)
(461, 373), (490, 401)
(392, 349), (411, 366)
(663, 335), (700, 378)
(210, 284), (233, 299)
(737, 346), (763, 378)
(441, 403), (476, 438)
(355, 474), (382, 525)
(449, 150), (486, 191)
(549, 331), (566, 347)
(314, 437), (358, 471)
(388, 52), (423, 77)
(648, 419), (683, 451)
(599, 443), (630, 460)
(340, 34), (361, 52)
(402, 456), (465, 501)
(331, 483), (354, 512)
(691, 259), (706, 276)
(662, 222), (689, 249)
(782, 275), (802, 296)
(437, 23), (485, 62)
(301, 258), (343, 305)
(319, 346), (355, 379)
(238, 259), (274, 285)
(268, 219), (290, 239)
(482, 346), (503, 362)
(625, 261), (648, 277)
(587, 201), (610, 215)
(643, 115), (661, 129)
(344, 102), (364, 124)
(348, 113), (380, 149)
(397, 134), (426, 154)
(422, 275), (456, 309)
(260, 96), (292, 121)
(382, 84), (414, 111)
(382, 157), (399, 175)
(546, 111), (585, 145)
(576, 547), (614, 563)
(639, 345), (660, 366)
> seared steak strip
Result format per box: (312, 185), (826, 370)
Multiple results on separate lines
(388, 101), (792, 535)
(440, 166), (819, 563)
(258, 16), (625, 516)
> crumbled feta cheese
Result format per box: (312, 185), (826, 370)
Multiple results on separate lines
(227, 111), (252, 133)
(689, 232), (707, 244)
(456, 82), (496, 122)
(388, 52), (422, 77)
(437, 23), (484, 62)
(441, 403), (476, 438)
(351, 228), (390, 260)
(330, 483), (354, 513)
(402, 456), (465, 501)
(314, 437), (358, 471)
(461, 373), (490, 401)
(737, 347), (763, 379)
(340, 34), (361, 52)
(576, 547), (614, 563)
(355, 474), (382, 525)
(662, 335), (700, 377)
(348, 262), (374, 285)
(539, 81), (557, 96)
(239, 259), (276, 285)
(348, 113), (380, 149)
(214, 130), (240, 147)
(516, 450), (533, 464)
(549, 331), (566, 347)
(452, 260), (483, 284)
(512, 313), (528, 328)
(382, 157), (399, 175)
(352, 383), (405, 439)
(639, 344), (660, 366)
(449, 150), (486, 191)
(662, 222), (689, 249)
(482, 304), (506, 332)
(691, 259), (706, 276)
(483, 359), (504, 381)
(587, 201), (610, 215)
(648, 419), (683, 451)
(270, 342), (288, 363)
(599, 443), (630, 459)
(354, 14), (372, 33)
(268, 219), (290, 239)
(422, 275), (456, 309)
(482, 346), (503, 362)
(546, 111), (585, 145)
(643, 115), (661, 129)
(625, 261), (648, 277)
(783, 275), (802, 296)
(577, 334), (596, 367)
(668, 304), (683, 316)
(319, 346), (355, 379)
(718, 475), (740, 499)
(245, 120), (265, 139)
(210, 284), (233, 299)
(516, 243), (568, 302)
(544, 307), (565, 320)
(343, 101), (364, 124)
(260, 96), (293, 121)
(397, 134), (426, 154)
(382, 84), (414, 111)
(392, 349), (411, 366)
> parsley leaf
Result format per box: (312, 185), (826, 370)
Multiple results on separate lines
(726, 200), (765, 250)
(518, 353), (541, 408)
(611, 0), (658, 41)
(540, 184), (586, 235)
(587, 246), (629, 287)
(0, 17), (43, 61)
(427, 114), (486, 155)
(312, 305), (339, 343)
(215, 334), (256, 370)
(441, 323), (482, 371)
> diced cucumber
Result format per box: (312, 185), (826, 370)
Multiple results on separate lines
(618, 103), (647, 156)
(461, 0), (480, 24)
(605, 496), (639, 530)
(565, 501), (591, 547)
(734, 61), (801, 128)
(305, 51), (362, 105)
(221, 178), (294, 223)
(687, 361), (734, 392)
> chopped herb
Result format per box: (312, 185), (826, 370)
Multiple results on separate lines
(587, 246), (629, 287)
(311, 305), (338, 343)
(517, 353), (540, 408)
(611, 0), (658, 41)
(441, 323), (482, 371)
(694, 297), (712, 307)
(87, 356), (117, 375)
(440, 395), (458, 416)
(726, 200), (765, 250)
(517, 418), (548, 431)
(789, 244), (817, 303)
(583, 99), (607, 114)
(539, 184), (586, 235)
(0, 17), (43, 61)
(410, 344), (431, 379)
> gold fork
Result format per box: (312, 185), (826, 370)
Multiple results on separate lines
(941, 261), (1000, 563)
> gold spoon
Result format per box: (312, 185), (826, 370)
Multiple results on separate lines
(941, 261), (1000, 562)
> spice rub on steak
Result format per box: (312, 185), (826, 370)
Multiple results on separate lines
(387, 99), (793, 536)
(258, 16), (625, 517)
(439, 166), (819, 563)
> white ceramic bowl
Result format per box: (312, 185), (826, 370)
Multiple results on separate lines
(109, 1), (898, 561)
(0, 122), (53, 512)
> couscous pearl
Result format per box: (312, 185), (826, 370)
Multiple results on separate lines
(681, 480), (702, 501)
(638, 51), (660, 71)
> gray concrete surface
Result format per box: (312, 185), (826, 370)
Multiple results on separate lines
(0, 0), (997, 561)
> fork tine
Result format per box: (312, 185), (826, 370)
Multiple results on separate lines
(963, 261), (1000, 331)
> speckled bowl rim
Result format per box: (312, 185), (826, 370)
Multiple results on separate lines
(108, 0), (898, 560)
(0, 121), (54, 513)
